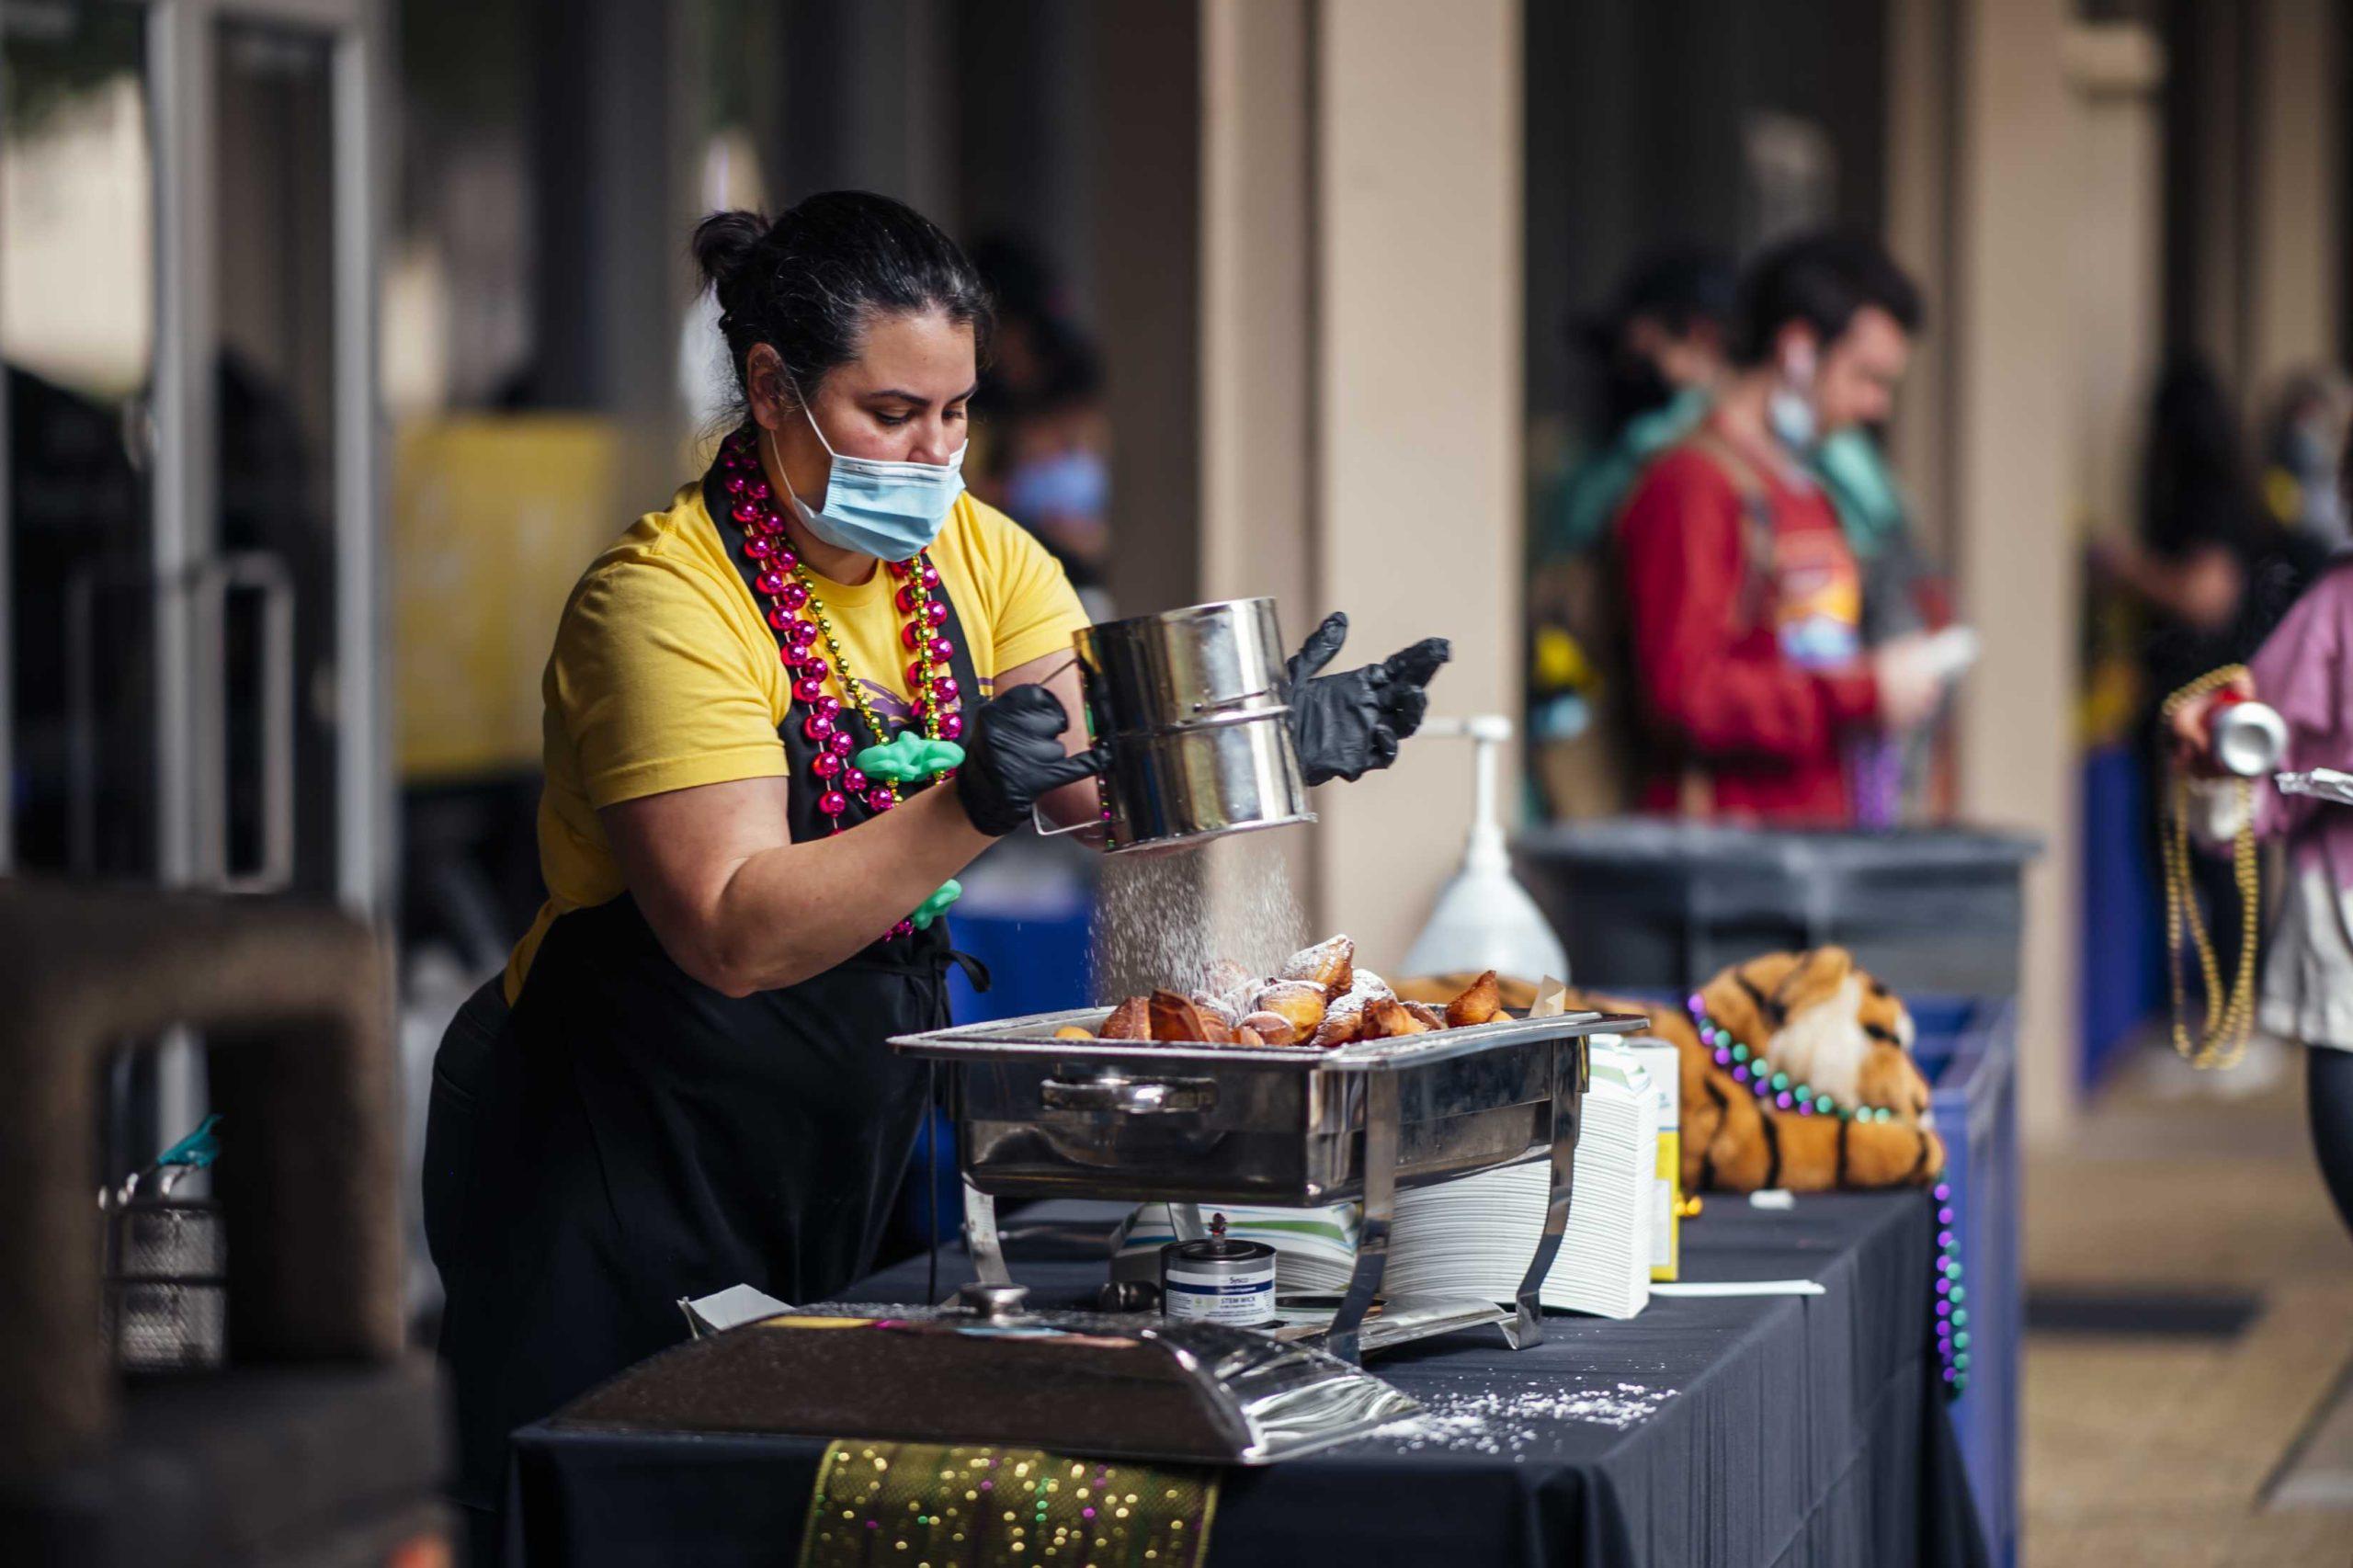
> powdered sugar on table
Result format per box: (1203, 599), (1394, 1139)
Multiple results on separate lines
(1366, 1382), (1678, 1457)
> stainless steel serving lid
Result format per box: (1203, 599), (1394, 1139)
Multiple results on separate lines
(557, 1282), (1416, 1465)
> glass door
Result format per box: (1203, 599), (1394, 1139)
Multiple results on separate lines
(3, 0), (165, 882)
(2, 0), (382, 1151)
(4, 0), (381, 903)
(208, 15), (343, 899)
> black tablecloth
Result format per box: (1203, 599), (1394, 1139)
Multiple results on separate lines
(510, 1189), (1986, 1568)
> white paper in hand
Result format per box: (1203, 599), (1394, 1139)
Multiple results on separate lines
(1920, 627), (1981, 684)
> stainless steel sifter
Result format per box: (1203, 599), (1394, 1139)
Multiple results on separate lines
(1039, 597), (1315, 853)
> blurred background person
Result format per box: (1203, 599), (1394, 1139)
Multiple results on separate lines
(1610, 230), (1948, 824)
(1525, 249), (1735, 818)
(2095, 358), (2335, 1032)
(1529, 238), (1942, 824)
(966, 238), (1114, 619)
(2167, 529), (2353, 1239)
(2258, 367), (2353, 556)
(1545, 247), (1737, 565)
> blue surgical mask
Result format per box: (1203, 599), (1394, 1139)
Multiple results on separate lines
(1767, 345), (1820, 454)
(1006, 448), (1109, 522)
(771, 404), (967, 562)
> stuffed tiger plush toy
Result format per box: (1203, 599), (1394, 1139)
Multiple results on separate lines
(1563, 947), (1944, 1193)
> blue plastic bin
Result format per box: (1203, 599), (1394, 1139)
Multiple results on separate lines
(1910, 995), (2020, 1568)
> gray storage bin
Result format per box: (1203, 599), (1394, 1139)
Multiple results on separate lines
(1513, 818), (2040, 996)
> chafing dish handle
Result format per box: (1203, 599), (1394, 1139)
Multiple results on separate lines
(1040, 1076), (1218, 1114)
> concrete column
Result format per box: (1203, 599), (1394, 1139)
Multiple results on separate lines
(1883, 0), (1958, 562)
(1199, 0), (1317, 934)
(529, 0), (691, 498)
(1187, 0), (1521, 963)
(1950, 0), (2079, 1143)
(1086, 3), (1203, 621)
(778, 0), (960, 222)
(2160, 0), (2250, 375)
(1310, 0), (1522, 965)
(2247, 0), (2343, 403)
(2064, 24), (2166, 542)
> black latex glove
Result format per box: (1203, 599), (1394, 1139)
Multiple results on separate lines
(1284, 613), (1452, 785)
(955, 684), (1108, 836)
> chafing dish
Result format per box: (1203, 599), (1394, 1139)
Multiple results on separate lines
(892, 1006), (1646, 1362)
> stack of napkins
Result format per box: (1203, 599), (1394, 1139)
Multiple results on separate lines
(1112, 1201), (1359, 1293)
(1380, 1044), (1659, 1319)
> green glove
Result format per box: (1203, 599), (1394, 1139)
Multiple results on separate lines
(909, 879), (962, 931)
(853, 732), (966, 785)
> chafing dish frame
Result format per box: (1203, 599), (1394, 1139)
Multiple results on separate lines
(892, 1007), (1647, 1363)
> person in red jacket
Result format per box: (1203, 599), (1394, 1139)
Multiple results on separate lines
(1616, 232), (1949, 823)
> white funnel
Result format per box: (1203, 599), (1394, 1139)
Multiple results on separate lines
(1399, 715), (1570, 983)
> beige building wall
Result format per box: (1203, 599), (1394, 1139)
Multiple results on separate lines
(2065, 23), (2166, 542)
(1308, 0), (1523, 965)
(1193, 0), (1524, 965)
(1199, 0), (1318, 936)
(1884, 0), (1959, 563)
(1950, 0), (2081, 1143)
(2248, 0), (2344, 407)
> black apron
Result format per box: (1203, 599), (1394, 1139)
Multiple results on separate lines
(431, 460), (985, 1517)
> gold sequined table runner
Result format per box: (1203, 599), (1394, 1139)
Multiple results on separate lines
(799, 1442), (1217, 1568)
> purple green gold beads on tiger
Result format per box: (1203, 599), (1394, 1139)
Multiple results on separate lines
(1929, 1180), (1969, 1398)
(1687, 996), (1899, 1123)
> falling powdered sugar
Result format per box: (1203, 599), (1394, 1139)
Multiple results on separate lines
(1367, 1382), (1678, 1456)
(1091, 835), (1307, 1002)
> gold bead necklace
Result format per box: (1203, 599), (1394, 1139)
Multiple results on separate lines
(2157, 665), (2261, 1069)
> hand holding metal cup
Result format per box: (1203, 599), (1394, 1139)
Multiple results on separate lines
(1035, 599), (1453, 853)
(2165, 668), (2276, 778)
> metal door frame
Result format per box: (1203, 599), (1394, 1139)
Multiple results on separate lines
(0, 0), (388, 914)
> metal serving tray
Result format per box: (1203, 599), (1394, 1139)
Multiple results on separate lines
(892, 1006), (1646, 1362)
(563, 1281), (1417, 1466)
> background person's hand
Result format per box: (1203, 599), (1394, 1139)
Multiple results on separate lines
(1870, 632), (1948, 733)
(954, 684), (1107, 836)
(1284, 612), (1452, 785)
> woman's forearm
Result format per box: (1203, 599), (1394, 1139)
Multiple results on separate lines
(705, 786), (992, 993)
(608, 775), (998, 995)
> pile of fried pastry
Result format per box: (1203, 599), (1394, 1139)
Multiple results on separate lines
(1059, 936), (1506, 1049)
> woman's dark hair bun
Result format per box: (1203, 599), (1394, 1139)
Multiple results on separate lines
(691, 209), (769, 304)
(692, 191), (993, 416)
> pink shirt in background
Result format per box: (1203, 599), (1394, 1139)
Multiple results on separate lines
(2247, 559), (2353, 890)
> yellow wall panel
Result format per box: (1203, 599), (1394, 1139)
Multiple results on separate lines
(393, 415), (621, 781)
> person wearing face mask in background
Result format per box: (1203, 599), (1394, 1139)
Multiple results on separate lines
(962, 239), (1117, 618)
(993, 320), (1114, 618)
(2259, 369), (2353, 555)
(1531, 244), (1945, 823)
(1613, 231), (1949, 824)
(420, 192), (1452, 1561)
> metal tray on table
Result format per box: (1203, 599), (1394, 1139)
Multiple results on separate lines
(892, 1006), (1647, 1361)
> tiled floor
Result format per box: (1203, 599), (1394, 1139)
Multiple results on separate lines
(2024, 1048), (2353, 1565)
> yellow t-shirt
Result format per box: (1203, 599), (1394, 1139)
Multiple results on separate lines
(505, 481), (1088, 998)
